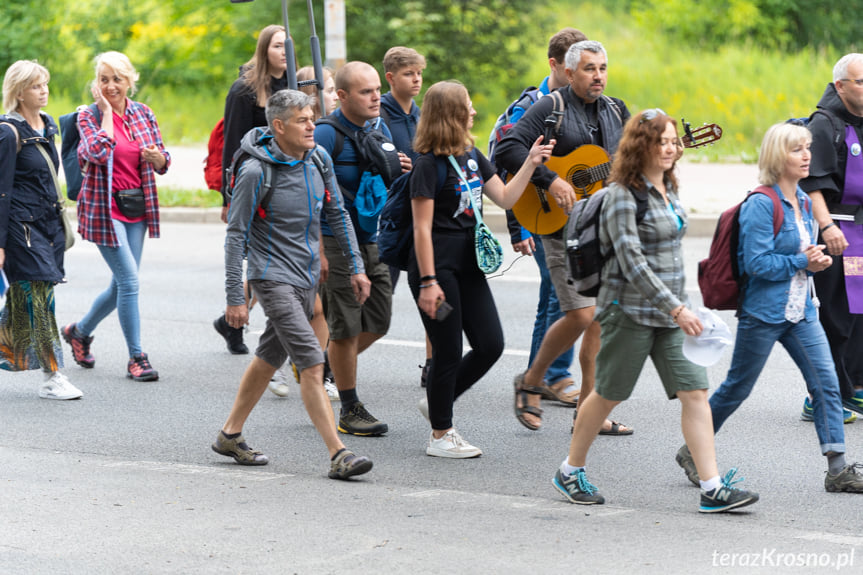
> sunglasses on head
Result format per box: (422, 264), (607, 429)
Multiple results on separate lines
(639, 108), (667, 124)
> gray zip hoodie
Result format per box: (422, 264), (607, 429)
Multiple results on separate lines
(225, 129), (364, 307)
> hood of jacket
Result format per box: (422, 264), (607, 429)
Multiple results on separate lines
(380, 92), (418, 119)
(816, 82), (863, 128)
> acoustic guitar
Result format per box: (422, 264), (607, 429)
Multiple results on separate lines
(511, 121), (723, 235)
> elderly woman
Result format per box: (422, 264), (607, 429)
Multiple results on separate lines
(0, 60), (81, 399)
(61, 51), (169, 382)
(554, 110), (759, 513)
(677, 122), (863, 493)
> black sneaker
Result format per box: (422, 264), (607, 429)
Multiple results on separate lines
(676, 444), (700, 487)
(213, 314), (248, 355)
(825, 463), (863, 492)
(338, 402), (388, 436)
(552, 468), (605, 504)
(420, 359), (432, 388)
(699, 468), (759, 513)
(328, 448), (373, 479)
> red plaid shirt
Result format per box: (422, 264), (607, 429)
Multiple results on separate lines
(76, 99), (170, 247)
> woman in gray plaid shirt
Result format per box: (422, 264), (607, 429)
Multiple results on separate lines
(552, 110), (759, 513)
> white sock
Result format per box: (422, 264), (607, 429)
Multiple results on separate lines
(42, 371), (55, 381)
(561, 458), (583, 477)
(700, 475), (721, 492)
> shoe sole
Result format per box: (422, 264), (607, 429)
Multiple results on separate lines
(61, 327), (95, 369)
(801, 412), (856, 423)
(39, 392), (83, 400)
(127, 373), (159, 382)
(551, 477), (604, 504)
(698, 494), (759, 513)
(268, 383), (290, 397)
(843, 401), (863, 416)
(211, 443), (269, 466)
(337, 424), (388, 436)
(328, 459), (373, 479)
(426, 446), (482, 459)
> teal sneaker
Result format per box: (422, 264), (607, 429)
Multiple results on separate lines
(699, 468), (759, 513)
(801, 396), (857, 423)
(552, 468), (605, 505)
(843, 392), (863, 416)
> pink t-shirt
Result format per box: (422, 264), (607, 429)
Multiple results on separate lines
(110, 111), (144, 223)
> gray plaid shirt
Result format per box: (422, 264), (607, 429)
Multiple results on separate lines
(597, 178), (689, 327)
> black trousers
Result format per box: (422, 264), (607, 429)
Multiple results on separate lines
(409, 229), (504, 430)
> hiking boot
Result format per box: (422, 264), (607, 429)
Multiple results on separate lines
(213, 314), (248, 355)
(61, 323), (95, 368)
(801, 396), (857, 423)
(420, 359), (432, 388)
(127, 353), (159, 382)
(338, 402), (388, 436)
(699, 468), (759, 513)
(323, 377), (339, 401)
(268, 366), (290, 397)
(676, 444), (700, 486)
(552, 468), (605, 505)
(211, 431), (269, 466)
(328, 448), (373, 479)
(426, 429), (482, 459)
(825, 463), (863, 493)
(39, 372), (83, 400)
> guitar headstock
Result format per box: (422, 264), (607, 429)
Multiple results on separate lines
(681, 119), (723, 149)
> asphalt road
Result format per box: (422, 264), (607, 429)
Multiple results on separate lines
(2, 222), (861, 574)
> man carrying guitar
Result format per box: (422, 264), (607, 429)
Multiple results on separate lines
(497, 40), (632, 433)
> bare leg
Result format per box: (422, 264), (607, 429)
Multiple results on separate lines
(678, 389), (719, 481)
(329, 336), (359, 392)
(299, 363), (345, 457)
(357, 331), (383, 355)
(568, 392), (620, 466)
(577, 321), (601, 396)
(222, 356), (278, 434)
(311, 294), (329, 350)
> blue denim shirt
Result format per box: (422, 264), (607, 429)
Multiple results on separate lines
(738, 184), (816, 323)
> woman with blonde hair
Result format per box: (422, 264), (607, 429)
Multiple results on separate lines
(62, 51), (170, 382)
(0, 60), (82, 399)
(410, 80), (552, 457)
(297, 65), (337, 118)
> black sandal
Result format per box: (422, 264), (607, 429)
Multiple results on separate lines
(513, 372), (544, 430)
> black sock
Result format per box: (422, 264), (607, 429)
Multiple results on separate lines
(340, 388), (359, 412)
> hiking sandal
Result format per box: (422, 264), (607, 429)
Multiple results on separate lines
(514, 372), (544, 431)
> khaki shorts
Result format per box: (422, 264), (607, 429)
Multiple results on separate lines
(251, 280), (324, 373)
(541, 234), (595, 312)
(321, 236), (392, 340)
(594, 304), (709, 401)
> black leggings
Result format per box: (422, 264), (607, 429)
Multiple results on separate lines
(409, 229), (504, 430)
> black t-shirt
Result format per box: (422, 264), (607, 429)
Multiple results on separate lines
(411, 150), (497, 231)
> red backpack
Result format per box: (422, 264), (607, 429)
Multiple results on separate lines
(203, 118), (225, 192)
(698, 185), (786, 311)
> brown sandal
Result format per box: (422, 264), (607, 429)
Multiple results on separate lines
(514, 372), (544, 430)
(539, 378), (580, 406)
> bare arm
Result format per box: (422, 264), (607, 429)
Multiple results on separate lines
(483, 136), (555, 209)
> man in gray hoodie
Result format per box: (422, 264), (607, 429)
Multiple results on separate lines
(212, 89), (374, 480)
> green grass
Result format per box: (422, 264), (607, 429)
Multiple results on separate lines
(157, 187), (222, 208)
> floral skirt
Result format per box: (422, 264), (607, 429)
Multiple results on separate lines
(0, 280), (64, 372)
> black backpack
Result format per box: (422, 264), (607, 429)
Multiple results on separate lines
(316, 116), (402, 189)
(58, 103), (100, 201)
(565, 186), (648, 297)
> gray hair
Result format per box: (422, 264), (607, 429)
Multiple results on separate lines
(565, 40), (607, 71)
(833, 53), (863, 83)
(265, 89), (316, 131)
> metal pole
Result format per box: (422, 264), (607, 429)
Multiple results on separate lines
(282, 0), (298, 89)
(307, 0), (326, 116)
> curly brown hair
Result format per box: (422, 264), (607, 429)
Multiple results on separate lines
(413, 81), (475, 156)
(609, 110), (679, 191)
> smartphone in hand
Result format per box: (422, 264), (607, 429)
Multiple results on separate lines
(435, 300), (453, 321)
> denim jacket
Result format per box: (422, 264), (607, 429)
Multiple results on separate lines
(738, 184), (816, 323)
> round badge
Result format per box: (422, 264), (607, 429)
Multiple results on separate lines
(467, 158), (479, 172)
(382, 142), (396, 152)
(852, 143), (862, 157)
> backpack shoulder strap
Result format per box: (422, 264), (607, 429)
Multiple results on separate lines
(316, 116), (356, 162)
(0, 119), (21, 153)
(546, 90), (566, 139)
(601, 95), (623, 126)
(811, 108), (843, 151)
(310, 146), (337, 193)
(749, 185), (784, 236)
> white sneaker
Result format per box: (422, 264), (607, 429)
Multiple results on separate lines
(426, 429), (482, 459)
(323, 377), (339, 401)
(268, 366), (290, 397)
(418, 397), (430, 423)
(39, 372), (83, 400)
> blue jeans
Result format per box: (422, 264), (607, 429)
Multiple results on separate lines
(78, 219), (146, 357)
(710, 313), (845, 455)
(528, 236), (573, 384)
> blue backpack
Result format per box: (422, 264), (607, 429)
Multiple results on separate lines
(378, 149), (479, 271)
(58, 104), (100, 201)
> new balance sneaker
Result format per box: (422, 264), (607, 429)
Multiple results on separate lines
(699, 468), (759, 513)
(338, 402), (388, 436)
(420, 359), (432, 388)
(323, 377), (339, 401)
(676, 444), (700, 486)
(213, 314), (248, 355)
(61, 323), (95, 368)
(127, 353), (159, 382)
(842, 391), (863, 416)
(825, 463), (863, 493)
(211, 431), (268, 465)
(801, 396), (857, 423)
(39, 372), (83, 400)
(268, 366), (290, 397)
(552, 468), (605, 504)
(426, 429), (482, 459)
(328, 448), (373, 479)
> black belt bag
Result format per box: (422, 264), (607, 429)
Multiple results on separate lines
(113, 188), (145, 218)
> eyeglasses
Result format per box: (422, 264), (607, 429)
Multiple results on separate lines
(639, 108), (667, 124)
(841, 78), (863, 86)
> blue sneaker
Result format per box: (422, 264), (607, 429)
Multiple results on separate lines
(552, 468), (605, 505)
(801, 396), (857, 423)
(843, 391), (863, 416)
(699, 468), (759, 513)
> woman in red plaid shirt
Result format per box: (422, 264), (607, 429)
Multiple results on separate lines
(61, 51), (170, 382)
